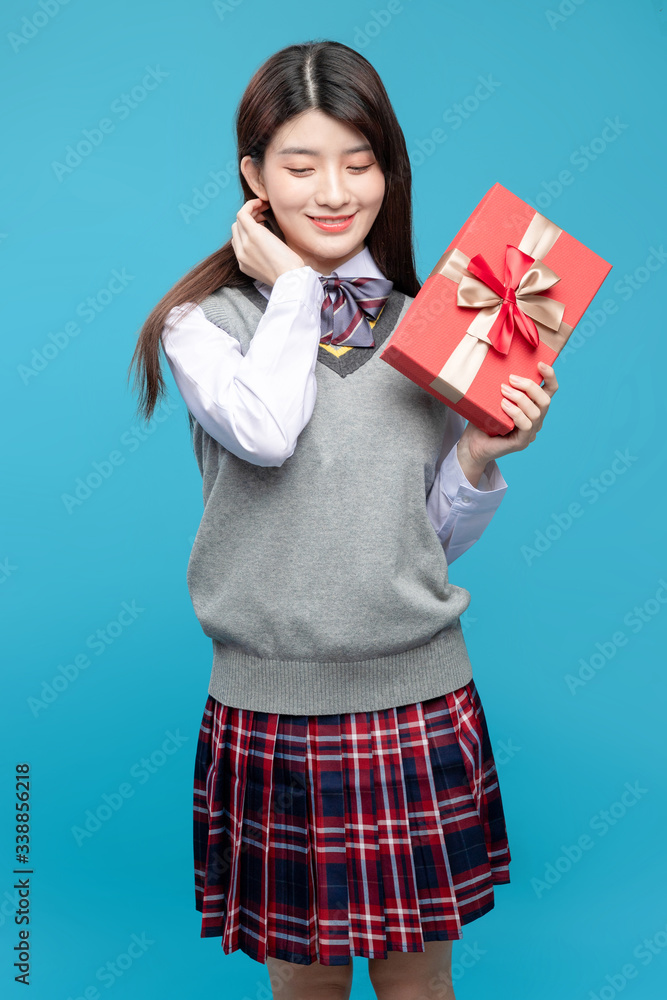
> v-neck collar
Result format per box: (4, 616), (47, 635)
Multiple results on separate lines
(238, 281), (406, 379)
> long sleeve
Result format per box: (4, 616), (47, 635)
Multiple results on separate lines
(426, 409), (508, 564)
(161, 266), (325, 467)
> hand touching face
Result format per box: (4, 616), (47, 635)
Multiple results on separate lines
(239, 108), (385, 277)
(230, 197), (306, 286)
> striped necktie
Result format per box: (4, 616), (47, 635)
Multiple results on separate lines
(317, 274), (394, 348)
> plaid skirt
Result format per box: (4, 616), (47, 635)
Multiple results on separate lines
(192, 679), (511, 966)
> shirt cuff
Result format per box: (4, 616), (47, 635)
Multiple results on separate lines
(256, 266), (326, 321)
(439, 442), (508, 510)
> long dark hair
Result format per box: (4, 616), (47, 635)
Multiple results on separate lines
(128, 39), (421, 423)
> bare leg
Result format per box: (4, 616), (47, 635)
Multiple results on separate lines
(266, 954), (354, 1000)
(368, 940), (455, 1000)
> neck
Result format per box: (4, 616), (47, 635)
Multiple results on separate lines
(287, 242), (367, 275)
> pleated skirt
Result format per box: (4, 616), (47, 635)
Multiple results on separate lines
(192, 679), (511, 966)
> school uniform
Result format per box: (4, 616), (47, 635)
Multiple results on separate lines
(161, 245), (511, 966)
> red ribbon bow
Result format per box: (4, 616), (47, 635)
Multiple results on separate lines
(464, 245), (543, 355)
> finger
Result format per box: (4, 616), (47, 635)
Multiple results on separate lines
(536, 361), (559, 397)
(240, 197), (267, 216)
(236, 203), (254, 227)
(231, 220), (244, 252)
(236, 204), (263, 232)
(232, 218), (248, 246)
(508, 373), (551, 410)
(500, 397), (533, 432)
(501, 384), (542, 422)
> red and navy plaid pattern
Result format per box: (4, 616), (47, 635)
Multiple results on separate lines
(193, 680), (511, 966)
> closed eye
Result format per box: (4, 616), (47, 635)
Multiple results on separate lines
(287, 165), (373, 175)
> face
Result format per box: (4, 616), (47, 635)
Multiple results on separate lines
(240, 108), (386, 275)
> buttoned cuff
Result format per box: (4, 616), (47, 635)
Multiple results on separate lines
(439, 442), (508, 510)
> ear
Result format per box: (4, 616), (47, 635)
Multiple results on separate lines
(240, 155), (269, 201)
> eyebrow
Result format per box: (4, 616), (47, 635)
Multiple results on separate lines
(276, 143), (373, 156)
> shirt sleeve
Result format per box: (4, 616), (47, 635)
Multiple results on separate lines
(161, 266), (326, 467)
(426, 409), (508, 564)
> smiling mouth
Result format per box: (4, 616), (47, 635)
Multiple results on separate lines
(307, 213), (357, 229)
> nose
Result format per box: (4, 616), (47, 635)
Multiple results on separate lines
(313, 165), (352, 211)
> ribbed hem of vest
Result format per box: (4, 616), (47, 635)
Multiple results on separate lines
(206, 621), (474, 715)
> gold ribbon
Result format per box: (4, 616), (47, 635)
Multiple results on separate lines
(458, 249), (564, 352)
(428, 211), (574, 403)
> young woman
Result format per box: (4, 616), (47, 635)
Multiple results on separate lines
(129, 40), (557, 1000)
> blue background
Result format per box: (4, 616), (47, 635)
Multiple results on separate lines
(2, 1), (666, 997)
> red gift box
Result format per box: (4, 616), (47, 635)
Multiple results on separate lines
(379, 182), (613, 435)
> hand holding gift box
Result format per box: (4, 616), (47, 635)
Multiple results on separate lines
(380, 183), (613, 436)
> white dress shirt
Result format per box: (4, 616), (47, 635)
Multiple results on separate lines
(161, 245), (508, 563)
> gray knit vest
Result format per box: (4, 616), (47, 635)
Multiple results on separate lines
(187, 279), (474, 714)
